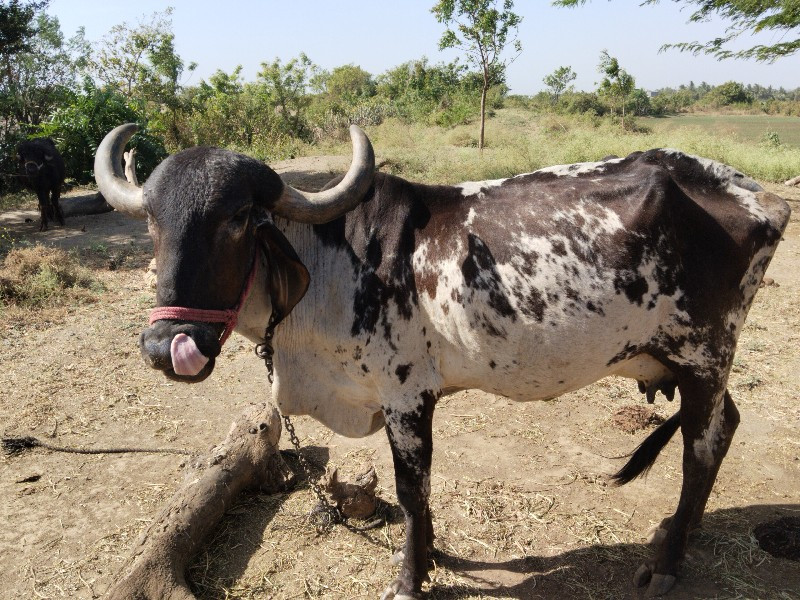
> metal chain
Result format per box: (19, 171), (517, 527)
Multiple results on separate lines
(282, 414), (346, 531)
(254, 310), (281, 383)
(255, 310), (346, 532)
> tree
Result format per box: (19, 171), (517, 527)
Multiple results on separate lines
(543, 65), (576, 103)
(554, 0), (800, 62)
(0, 0), (48, 57)
(597, 50), (635, 128)
(432, 0), (522, 149)
(89, 8), (195, 147)
(256, 53), (319, 140)
(322, 64), (376, 104)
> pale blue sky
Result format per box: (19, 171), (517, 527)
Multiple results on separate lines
(48, 0), (798, 94)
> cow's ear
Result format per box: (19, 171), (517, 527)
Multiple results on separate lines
(256, 220), (310, 322)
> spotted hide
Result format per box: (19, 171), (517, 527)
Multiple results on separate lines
(95, 125), (790, 599)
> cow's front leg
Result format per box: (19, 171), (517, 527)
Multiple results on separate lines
(381, 390), (437, 600)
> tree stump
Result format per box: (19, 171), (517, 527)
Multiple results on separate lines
(124, 148), (139, 186)
(785, 175), (800, 187)
(105, 403), (293, 600)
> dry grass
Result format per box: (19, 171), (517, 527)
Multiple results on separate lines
(0, 245), (101, 312)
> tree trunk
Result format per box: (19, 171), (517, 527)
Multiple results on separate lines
(785, 175), (800, 187)
(479, 83), (488, 151)
(104, 404), (293, 600)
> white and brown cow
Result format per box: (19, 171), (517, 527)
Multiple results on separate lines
(95, 124), (790, 599)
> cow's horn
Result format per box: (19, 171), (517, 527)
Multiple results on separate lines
(94, 123), (146, 219)
(273, 125), (375, 224)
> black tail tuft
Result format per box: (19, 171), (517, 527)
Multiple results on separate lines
(2, 436), (40, 456)
(612, 411), (681, 485)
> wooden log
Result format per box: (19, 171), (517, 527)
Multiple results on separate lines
(105, 404), (293, 600)
(785, 175), (800, 187)
(59, 193), (113, 217)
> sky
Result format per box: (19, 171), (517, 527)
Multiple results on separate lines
(47, 0), (798, 95)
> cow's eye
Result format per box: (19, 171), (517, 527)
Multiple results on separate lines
(230, 207), (250, 228)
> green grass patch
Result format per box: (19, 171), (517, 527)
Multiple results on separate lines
(643, 114), (800, 148)
(0, 190), (35, 212)
(320, 109), (800, 184)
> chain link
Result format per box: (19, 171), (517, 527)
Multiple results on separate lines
(282, 414), (346, 531)
(255, 310), (346, 531)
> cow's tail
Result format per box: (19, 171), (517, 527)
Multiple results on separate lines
(612, 410), (681, 485)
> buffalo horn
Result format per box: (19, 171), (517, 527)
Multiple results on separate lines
(94, 123), (146, 219)
(274, 125), (375, 224)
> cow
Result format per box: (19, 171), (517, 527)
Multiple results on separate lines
(16, 137), (66, 231)
(94, 123), (790, 599)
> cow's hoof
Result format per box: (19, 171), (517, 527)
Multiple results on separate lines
(380, 579), (421, 600)
(390, 550), (405, 566)
(634, 563), (652, 587)
(646, 573), (676, 597)
(634, 563), (676, 597)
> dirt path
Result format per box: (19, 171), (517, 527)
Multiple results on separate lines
(1, 172), (798, 599)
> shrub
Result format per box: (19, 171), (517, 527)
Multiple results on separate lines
(36, 80), (168, 184)
(0, 245), (101, 309)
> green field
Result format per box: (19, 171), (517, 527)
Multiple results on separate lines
(644, 114), (800, 148)
(317, 109), (800, 184)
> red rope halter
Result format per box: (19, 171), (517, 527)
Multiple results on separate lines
(148, 258), (258, 346)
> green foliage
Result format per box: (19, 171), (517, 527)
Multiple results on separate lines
(256, 53), (319, 141)
(1, 3), (86, 193)
(543, 65), (577, 103)
(702, 80), (753, 107)
(762, 130), (781, 148)
(555, 0), (800, 62)
(0, 0), (49, 56)
(374, 58), (486, 127)
(89, 8), (195, 148)
(321, 64), (376, 104)
(597, 50), (637, 127)
(37, 79), (166, 183)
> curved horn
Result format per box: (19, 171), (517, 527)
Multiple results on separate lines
(94, 123), (146, 219)
(273, 125), (375, 224)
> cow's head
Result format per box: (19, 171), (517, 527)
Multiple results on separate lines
(17, 138), (58, 179)
(95, 124), (374, 382)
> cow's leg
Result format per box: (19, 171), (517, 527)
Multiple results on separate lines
(36, 188), (49, 231)
(636, 380), (739, 597)
(51, 184), (64, 226)
(381, 390), (437, 600)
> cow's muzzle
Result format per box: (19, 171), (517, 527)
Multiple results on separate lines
(139, 321), (222, 383)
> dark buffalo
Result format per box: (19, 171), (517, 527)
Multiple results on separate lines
(95, 124), (790, 599)
(17, 137), (66, 231)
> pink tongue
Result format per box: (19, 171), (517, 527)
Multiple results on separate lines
(170, 333), (209, 376)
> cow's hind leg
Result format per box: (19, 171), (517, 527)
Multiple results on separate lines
(36, 188), (50, 231)
(636, 379), (739, 597)
(381, 390), (437, 600)
(51, 184), (64, 226)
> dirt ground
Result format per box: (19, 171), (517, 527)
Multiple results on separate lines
(1, 164), (799, 600)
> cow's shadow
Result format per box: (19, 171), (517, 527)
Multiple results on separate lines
(427, 503), (800, 600)
(187, 486), (799, 599)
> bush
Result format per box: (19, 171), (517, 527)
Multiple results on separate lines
(36, 80), (168, 184)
